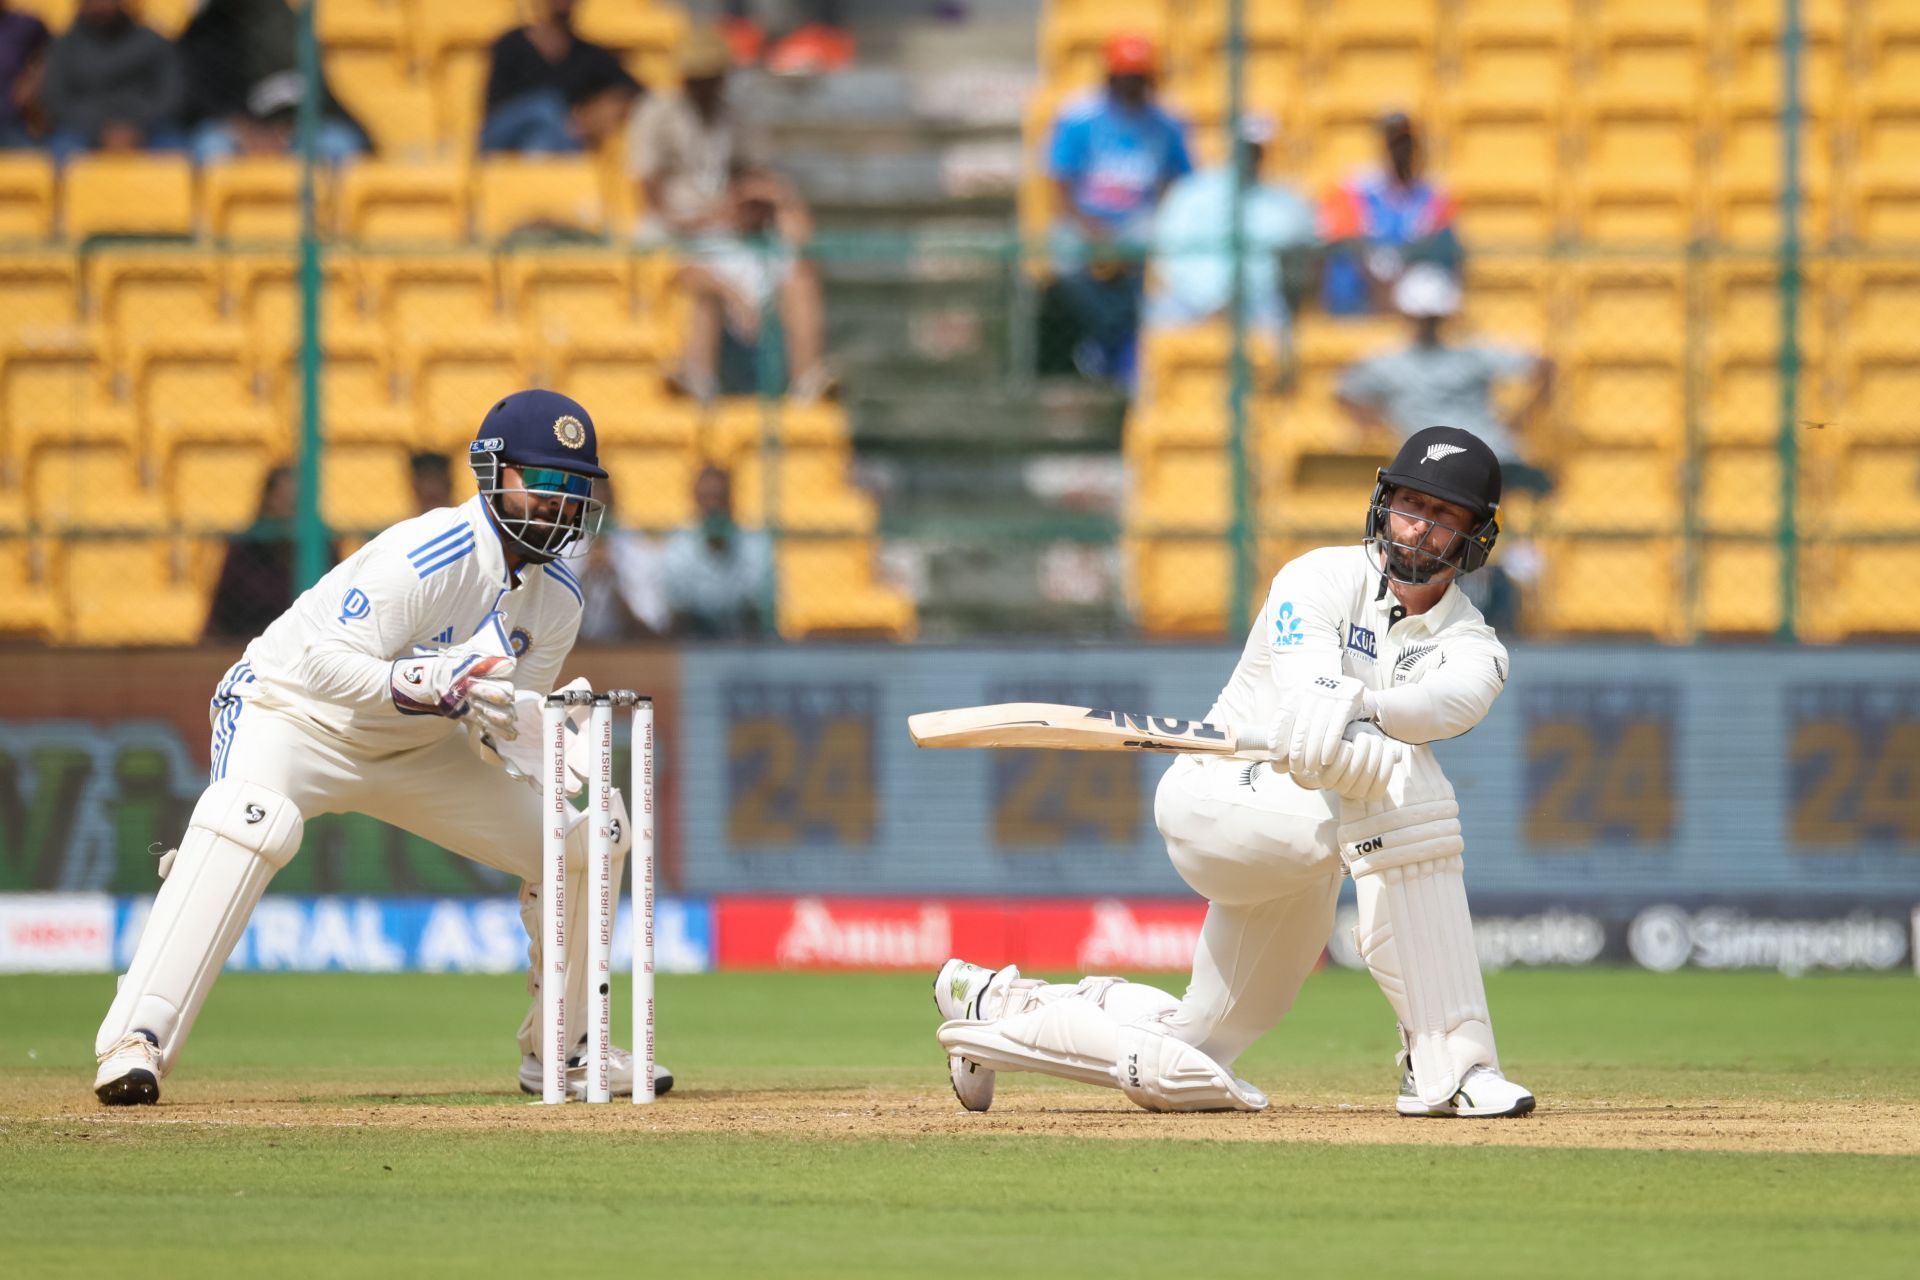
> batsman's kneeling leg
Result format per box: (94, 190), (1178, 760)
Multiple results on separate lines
(938, 996), (1267, 1113)
(96, 778), (304, 1073)
(1338, 748), (1498, 1109)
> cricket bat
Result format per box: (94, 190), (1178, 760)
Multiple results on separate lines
(906, 703), (1271, 759)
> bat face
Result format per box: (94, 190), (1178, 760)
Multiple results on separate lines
(1080, 708), (1232, 748)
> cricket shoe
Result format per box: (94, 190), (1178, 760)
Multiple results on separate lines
(933, 958), (1019, 1112)
(1396, 1063), (1535, 1118)
(94, 1031), (162, 1106)
(519, 1037), (674, 1100)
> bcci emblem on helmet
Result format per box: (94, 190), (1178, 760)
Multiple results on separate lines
(553, 415), (587, 449)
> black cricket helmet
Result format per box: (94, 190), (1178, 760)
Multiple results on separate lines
(1364, 425), (1502, 584)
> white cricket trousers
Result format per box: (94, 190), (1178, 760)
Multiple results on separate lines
(1145, 754), (1346, 1067)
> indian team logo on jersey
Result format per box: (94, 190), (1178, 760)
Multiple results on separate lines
(1273, 601), (1305, 647)
(509, 626), (533, 657)
(553, 415), (587, 449)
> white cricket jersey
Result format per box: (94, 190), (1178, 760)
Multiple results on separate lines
(238, 496), (584, 752)
(1209, 543), (1509, 745)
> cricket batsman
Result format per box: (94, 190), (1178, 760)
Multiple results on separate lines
(933, 425), (1533, 1118)
(93, 389), (672, 1105)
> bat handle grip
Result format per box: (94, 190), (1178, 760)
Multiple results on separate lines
(1231, 731), (1277, 759)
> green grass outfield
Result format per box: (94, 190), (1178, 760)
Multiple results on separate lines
(3, 968), (1917, 1278)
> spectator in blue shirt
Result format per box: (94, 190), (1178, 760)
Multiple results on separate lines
(1045, 32), (1191, 383)
(1319, 111), (1461, 316)
(1144, 114), (1318, 367)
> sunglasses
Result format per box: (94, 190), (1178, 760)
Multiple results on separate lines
(517, 467), (595, 498)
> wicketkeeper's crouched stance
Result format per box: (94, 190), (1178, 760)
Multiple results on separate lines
(933, 426), (1532, 1119)
(93, 390), (671, 1105)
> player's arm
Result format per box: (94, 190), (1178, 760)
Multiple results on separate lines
(1364, 634), (1508, 744)
(1254, 555), (1364, 770)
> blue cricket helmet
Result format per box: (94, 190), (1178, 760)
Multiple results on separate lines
(470, 388), (608, 478)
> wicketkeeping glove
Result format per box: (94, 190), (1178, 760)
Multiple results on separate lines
(391, 647), (517, 736)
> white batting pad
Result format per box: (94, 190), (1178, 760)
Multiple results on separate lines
(937, 998), (1266, 1113)
(96, 778), (303, 1072)
(1339, 747), (1496, 1108)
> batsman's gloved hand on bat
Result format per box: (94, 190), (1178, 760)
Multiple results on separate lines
(1271, 673), (1374, 774)
(1298, 721), (1401, 802)
(390, 630), (517, 735)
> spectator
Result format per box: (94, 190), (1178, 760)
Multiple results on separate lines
(1335, 265), (1553, 493)
(480, 0), (639, 155)
(1046, 32), (1191, 383)
(659, 465), (770, 638)
(1319, 111), (1460, 315)
(1144, 114), (1317, 366)
(0, 1), (51, 149)
(204, 465), (330, 642)
(176, 0), (368, 165)
(717, 0), (855, 75)
(630, 25), (830, 401)
(41, 0), (185, 163)
(408, 451), (453, 515)
(578, 480), (668, 641)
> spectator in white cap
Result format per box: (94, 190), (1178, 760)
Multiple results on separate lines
(1143, 113), (1318, 368)
(1337, 264), (1553, 494)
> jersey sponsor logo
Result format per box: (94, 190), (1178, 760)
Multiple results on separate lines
(509, 626), (533, 657)
(337, 588), (370, 624)
(1346, 623), (1377, 660)
(1273, 601), (1305, 647)
(1422, 443), (1467, 464)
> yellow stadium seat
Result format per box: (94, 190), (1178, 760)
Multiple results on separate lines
(412, 0), (519, 65)
(1693, 541), (1781, 636)
(316, 0), (408, 51)
(1550, 448), (1681, 533)
(1, 339), (124, 469)
(339, 161), (469, 242)
(131, 329), (259, 432)
(544, 331), (672, 438)
(1831, 445), (1920, 536)
(0, 254), (80, 350)
(1124, 397), (1227, 453)
(473, 156), (610, 242)
(1839, 349), (1920, 445)
(332, 68), (444, 160)
(1040, 1), (1173, 84)
(774, 538), (916, 640)
(1572, 108), (1701, 242)
(1697, 446), (1782, 535)
(1462, 258), (1556, 349)
(362, 251), (498, 337)
(1449, 0), (1574, 119)
(0, 537), (59, 639)
(1129, 445), (1229, 535)
(1443, 113), (1561, 246)
(1701, 354), (1815, 447)
(573, 0), (684, 55)
(1711, 112), (1832, 246)
(1805, 545), (1920, 639)
(227, 252), (376, 353)
(202, 157), (333, 242)
(29, 441), (166, 531)
(599, 443), (698, 530)
(139, 0), (197, 37)
(62, 155), (195, 240)
(1305, 0), (1438, 123)
(728, 447), (878, 534)
(1704, 262), (1824, 363)
(59, 536), (208, 645)
(264, 330), (407, 444)
(1267, 449), (1383, 539)
(85, 251), (224, 356)
(1565, 355), (1683, 448)
(1848, 99), (1920, 241)
(431, 51), (491, 156)
(400, 327), (529, 444)
(1585, 0), (1709, 112)
(165, 436), (283, 534)
(504, 249), (637, 342)
(705, 397), (852, 455)
(1533, 536), (1680, 637)
(1565, 261), (1686, 359)
(0, 152), (54, 240)
(1129, 537), (1229, 635)
(322, 441), (414, 531)
(1836, 258), (1920, 348)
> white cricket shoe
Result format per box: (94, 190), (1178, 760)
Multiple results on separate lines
(519, 1037), (674, 1100)
(933, 957), (1018, 1113)
(1396, 1062), (1535, 1118)
(94, 1031), (162, 1106)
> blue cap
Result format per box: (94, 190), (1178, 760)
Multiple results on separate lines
(470, 389), (606, 479)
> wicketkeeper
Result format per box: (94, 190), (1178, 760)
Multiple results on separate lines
(93, 390), (672, 1105)
(933, 425), (1533, 1118)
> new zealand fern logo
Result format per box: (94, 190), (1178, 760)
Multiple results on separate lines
(1274, 601), (1305, 647)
